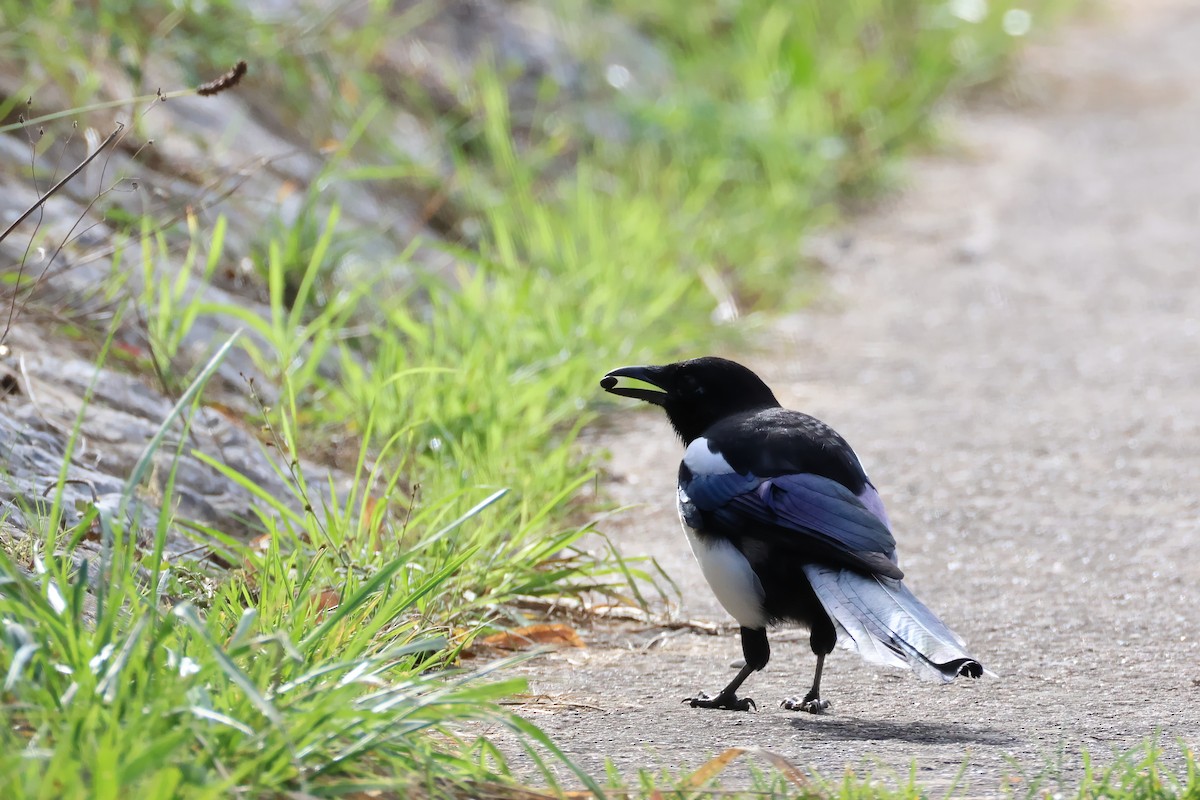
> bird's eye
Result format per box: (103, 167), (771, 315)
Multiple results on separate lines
(681, 375), (704, 397)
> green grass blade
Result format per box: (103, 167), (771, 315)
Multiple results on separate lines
(121, 331), (241, 517)
(172, 602), (283, 727)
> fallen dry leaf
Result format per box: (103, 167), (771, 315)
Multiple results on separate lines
(313, 589), (340, 616)
(680, 747), (816, 795)
(479, 623), (585, 652)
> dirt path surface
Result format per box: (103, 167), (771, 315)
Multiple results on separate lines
(489, 1), (1200, 792)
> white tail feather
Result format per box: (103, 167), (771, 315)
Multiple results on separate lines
(802, 564), (985, 683)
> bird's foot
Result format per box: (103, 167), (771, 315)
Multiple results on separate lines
(780, 695), (831, 714)
(684, 691), (756, 712)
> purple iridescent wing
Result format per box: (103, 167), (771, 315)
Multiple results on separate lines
(708, 472), (902, 579)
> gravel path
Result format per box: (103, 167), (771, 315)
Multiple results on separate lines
(491, 1), (1200, 792)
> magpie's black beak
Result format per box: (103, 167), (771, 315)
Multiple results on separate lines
(601, 365), (670, 407)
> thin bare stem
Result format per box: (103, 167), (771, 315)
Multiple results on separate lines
(0, 124), (123, 247)
(0, 91), (189, 135)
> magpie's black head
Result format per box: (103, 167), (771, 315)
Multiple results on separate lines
(600, 357), (780, 443)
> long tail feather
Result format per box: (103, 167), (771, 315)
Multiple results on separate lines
(801, 564), (989, 682)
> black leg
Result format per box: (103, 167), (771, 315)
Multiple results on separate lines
(782, 613), (835, 714)
(685, 627), (769, 712)
(781, 652), (831, 713)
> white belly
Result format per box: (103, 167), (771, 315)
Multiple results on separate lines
(681, 522), (767, 629)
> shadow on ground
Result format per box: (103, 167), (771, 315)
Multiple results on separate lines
(800, 717), (1014, 746)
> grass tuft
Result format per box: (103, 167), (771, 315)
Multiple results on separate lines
(0, 0), (1086, 795)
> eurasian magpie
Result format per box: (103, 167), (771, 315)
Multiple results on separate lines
(600, 356), (985, 713)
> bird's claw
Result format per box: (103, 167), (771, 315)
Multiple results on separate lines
(683, 691), (756, 712)
(781, 696), (831, 714)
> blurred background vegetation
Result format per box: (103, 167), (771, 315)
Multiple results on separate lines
(0, 0), (1068, 796)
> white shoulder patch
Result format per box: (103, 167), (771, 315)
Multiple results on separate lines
(683, 436), (735, 475)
